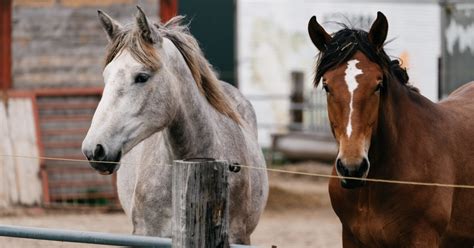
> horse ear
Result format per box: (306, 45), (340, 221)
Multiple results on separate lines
(308, 16), (331, 51)
(135, 6), (161, 44)
(97, 10), (122, 42)
(368, 12), (388, 50)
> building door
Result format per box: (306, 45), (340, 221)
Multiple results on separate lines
(179, 0), (236, 86)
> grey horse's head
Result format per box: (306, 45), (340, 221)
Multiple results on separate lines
(82, 7), (240, 175)
(82, 7), (179, 174)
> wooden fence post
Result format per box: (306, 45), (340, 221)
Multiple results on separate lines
(172, 159), (230, 248)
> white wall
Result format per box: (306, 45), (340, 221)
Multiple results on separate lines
(238, 0), (441, 146)
(0, 98), (42, 207)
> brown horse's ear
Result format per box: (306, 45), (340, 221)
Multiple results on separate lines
(135, 6), (161, 44)
(368, 12), (388, 50)
(308, 16), (331, 51)
(97, 10), (122, 42)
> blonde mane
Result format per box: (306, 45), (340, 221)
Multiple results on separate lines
(104, 16), (241, 124)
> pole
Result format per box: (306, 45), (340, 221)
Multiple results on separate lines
(172, 159), (230, 248)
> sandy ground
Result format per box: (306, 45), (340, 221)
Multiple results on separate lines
(0, 162), (342, 248)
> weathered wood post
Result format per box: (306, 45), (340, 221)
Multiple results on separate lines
(172, 159), (230, 248)
(290, 71), (305, 131)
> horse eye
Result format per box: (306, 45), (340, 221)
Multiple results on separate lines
(134, 73), (150, 84)
(322, 84), (330, 93)
(375, 83), (383, 92)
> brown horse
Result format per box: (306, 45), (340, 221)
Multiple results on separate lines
(308, 12), (474, 247)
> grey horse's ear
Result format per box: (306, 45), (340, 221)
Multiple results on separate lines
(97, 10), (122, 42)
(135, 6), (161, 44)
(308, 16), (331, 52)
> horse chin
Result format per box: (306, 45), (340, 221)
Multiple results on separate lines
(91, 162), (121, 175)
(341, 178), (366, 189)
(98, 169), (114, 175)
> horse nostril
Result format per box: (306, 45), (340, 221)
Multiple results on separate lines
(93, 144), (106, 161)
(361, 158), (369, 171)
(356, 158), (370, 176)
(336, 158), (348, 176)
(83, 150), (93, 161)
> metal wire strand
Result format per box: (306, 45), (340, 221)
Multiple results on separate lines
(1, 154), (474, 189)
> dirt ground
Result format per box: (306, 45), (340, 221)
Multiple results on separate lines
(0, 162), (342, 248)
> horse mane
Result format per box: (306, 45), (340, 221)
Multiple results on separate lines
(104, 16), (241, 124)
(314, 28), (419, 93)
(156, 16), (241, 124)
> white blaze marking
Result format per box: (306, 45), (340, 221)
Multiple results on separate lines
(344, 59), (362, 137)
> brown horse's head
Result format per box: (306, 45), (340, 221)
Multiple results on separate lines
(308, 12), (390, 188)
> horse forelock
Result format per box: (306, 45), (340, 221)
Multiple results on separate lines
(105, 25), (161, 72)
(314, 28), (418, 93)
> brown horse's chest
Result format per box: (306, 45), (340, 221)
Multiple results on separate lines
(347, 203), (391, 246)
(329, 180), (404, 246)
(348, 193), (390, 245)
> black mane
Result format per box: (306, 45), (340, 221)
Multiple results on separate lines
(314, 28), (417, 92)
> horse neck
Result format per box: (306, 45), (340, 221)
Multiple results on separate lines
(369, 76), (440, 169)
(162, 40), (219, 159)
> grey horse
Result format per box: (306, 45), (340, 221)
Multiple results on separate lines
(81, 7), (268, 244)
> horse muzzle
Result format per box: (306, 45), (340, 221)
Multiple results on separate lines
(89, 161), (120, 175)
(336, 157), (370, 189)
(82, 144), (122, 175)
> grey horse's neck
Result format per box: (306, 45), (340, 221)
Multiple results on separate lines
(166, 93), (219, 159)
(163, 40), (219, 159)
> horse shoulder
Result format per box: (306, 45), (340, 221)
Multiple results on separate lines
(117, 132), (173, 234)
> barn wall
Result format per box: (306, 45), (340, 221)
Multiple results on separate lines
(0, 97), (42, 206)
(12, 0), (158, 89)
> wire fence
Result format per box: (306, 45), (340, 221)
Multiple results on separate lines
(246, 89), (332, 135)
(1, 154), (474, 189)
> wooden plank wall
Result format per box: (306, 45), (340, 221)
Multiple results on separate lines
(0, 96), (42, 207)
(11, 0), (158, 89)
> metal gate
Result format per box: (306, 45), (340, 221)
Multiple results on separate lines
(440, 1), (474, 98)
(34, 88), (118, 207)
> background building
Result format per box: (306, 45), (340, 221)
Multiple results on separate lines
(0, 0), (473, 207)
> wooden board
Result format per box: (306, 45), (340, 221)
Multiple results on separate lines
(0, 97), (42, 206)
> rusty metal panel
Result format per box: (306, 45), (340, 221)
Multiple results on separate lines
(35, 89), (118, 207)
(160, 0), (178, 23)
(0, 0), (12, 90)
(441, 2), (474, 98)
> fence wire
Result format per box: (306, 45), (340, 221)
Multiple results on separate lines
(1, 154), (474, 189)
